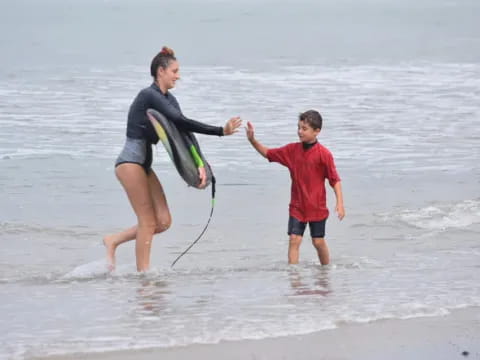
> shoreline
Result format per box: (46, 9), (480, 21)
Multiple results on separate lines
(35, 307), (480, 360)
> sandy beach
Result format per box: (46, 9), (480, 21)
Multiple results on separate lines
(35, 307), (479, 360)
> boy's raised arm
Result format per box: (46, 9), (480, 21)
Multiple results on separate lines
(246, 121), (269, 158)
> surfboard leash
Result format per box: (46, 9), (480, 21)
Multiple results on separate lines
(171, 176), (216, 268)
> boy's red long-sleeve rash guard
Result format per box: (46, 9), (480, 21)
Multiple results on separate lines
(267, 142), (341, 222)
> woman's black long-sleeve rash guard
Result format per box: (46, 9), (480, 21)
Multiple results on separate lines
(126, 82), (224, 144)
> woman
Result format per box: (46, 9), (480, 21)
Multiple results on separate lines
(104, 47), (241, 272)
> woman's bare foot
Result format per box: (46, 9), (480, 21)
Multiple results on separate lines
(103, 235), (117, 272)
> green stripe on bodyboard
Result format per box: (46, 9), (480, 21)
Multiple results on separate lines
(189, 145), (205, 168)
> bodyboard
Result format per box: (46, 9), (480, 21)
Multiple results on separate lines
(146, 109), (213, 188)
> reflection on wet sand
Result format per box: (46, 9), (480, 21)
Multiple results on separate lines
(288, 267), (332, 297)
(134, 279), (170, 317)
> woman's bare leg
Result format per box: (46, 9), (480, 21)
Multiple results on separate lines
(111, 164), (156, 271)
(103, 227), (136, 270)
(104, 168), (171, 270)
(133, 170), (172, 270)
(148, 170), (172, 235)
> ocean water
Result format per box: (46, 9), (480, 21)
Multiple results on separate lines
(1, 0), (480, 359)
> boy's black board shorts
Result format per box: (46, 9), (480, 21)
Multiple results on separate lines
(288, 216), (326, 238)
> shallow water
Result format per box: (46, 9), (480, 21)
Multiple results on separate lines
(1, 0), (479, 359)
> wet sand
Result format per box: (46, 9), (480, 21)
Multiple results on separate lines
(36, 307), (479, 360)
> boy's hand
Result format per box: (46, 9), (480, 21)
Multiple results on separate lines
(336, 203), (345, 220)
(246, 121), (255, 142)
(224, 117), (242, 136)
(245, 121), (269, 157)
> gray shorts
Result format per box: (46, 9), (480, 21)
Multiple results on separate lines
(115, 137), (152, 173)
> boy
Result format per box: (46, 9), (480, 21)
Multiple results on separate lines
(246, 110), (345, 265)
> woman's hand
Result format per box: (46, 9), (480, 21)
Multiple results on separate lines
(198, 166), (207, 189)
(223, 116), (242, 135)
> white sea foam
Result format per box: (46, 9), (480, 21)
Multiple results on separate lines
(397, 199), (480, 231)
(1, 63), (479, 174)
(61, 260), (111, 280)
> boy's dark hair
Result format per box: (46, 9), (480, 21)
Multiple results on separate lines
(150, 46), (176, 78)
(299, 110), (323, 130)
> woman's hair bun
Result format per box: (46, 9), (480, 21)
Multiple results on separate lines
(150, 46), (177, 77)
(160, 46), (175, 56)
